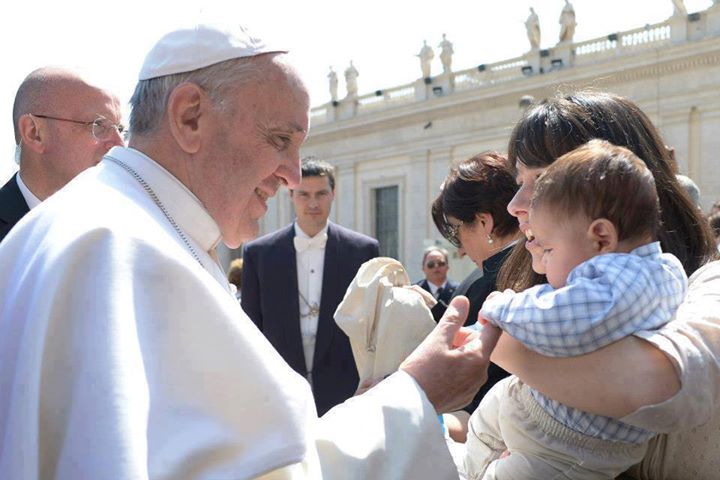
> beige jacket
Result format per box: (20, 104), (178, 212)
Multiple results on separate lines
(623, 261), (720, 479)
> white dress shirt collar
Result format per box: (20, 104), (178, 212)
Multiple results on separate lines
(294, 221), (329, 240)
(15, 172), (41, 210)
(426, 280), (447, 297)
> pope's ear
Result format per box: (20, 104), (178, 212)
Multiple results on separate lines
(166, 83), (206, 154)
(588, 218), (618, 253)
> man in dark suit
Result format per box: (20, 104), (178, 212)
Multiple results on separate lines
(242, 158), (379, 416)
(1, 67), (123, 243)
(415, 246), (458, 322)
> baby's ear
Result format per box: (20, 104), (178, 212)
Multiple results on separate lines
(587, 218), (618, 253)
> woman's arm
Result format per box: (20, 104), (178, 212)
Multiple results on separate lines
(491, 330), (679, 418)
(491, 261), (720, 430)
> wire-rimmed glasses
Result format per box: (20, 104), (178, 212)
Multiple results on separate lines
(31, 113), (125, 142)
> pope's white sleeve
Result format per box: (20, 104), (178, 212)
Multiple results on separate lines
(256, 371), (459, 480)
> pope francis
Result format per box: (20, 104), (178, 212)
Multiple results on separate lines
(0, 24), (500, 479)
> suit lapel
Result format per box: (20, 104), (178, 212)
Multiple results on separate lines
(0, 174), (30, 227)
(314, 223), (340, 368)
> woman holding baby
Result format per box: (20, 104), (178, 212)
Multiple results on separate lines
(438, 91), (719, 479)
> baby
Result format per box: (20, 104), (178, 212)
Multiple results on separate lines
(461, 140), (688, 479)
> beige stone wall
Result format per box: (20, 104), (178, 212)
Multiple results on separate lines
(252, 8), (720, 282)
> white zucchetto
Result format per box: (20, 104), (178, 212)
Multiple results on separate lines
(138, 24), (287, 80)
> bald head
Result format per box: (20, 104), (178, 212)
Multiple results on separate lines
(13, 67), (123, 200)
(15, 68), (94, 143)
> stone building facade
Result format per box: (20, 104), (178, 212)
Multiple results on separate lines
(226, 4), (720, 282)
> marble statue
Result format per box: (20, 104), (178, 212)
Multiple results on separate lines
(417, 40), (434, 78)
(438, 34), (454, 74)
(328, 67), (338, 102)
(345, 61), (359, 98)
(672, 0), (687, 16)
(526, 7), (541, 50)
(559, 0), (577, 43)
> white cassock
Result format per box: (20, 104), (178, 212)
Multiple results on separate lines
(0, 146), (457, 480)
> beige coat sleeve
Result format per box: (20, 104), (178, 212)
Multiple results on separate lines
(622, 260), (720, 431)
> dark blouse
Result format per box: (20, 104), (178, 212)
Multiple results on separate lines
(457, 245), (514, 414)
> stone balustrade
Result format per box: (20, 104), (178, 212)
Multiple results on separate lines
(311, 5), (720, 125)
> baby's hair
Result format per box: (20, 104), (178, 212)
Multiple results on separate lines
(531, 139), (660, 243)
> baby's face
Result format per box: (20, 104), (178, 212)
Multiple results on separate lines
(528, 206), (599, 289)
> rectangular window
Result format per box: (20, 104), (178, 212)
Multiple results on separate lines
(374, 185), (399, 259)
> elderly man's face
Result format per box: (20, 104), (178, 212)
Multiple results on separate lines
(42, 85), (123, 192)
(199, 56), (310, 248)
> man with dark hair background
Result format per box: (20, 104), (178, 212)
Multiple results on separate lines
(242, 157), (379, 415)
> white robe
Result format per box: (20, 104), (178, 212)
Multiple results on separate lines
(0, 146), (457, 479)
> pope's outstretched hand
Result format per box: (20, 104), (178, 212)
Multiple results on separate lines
(400, 296), (502, 413)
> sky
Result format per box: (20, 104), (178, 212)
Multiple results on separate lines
(0, 0), (712, 182)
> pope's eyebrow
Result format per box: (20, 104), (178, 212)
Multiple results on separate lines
(264, 120), (306, 134)
(285, 121), (307, 134)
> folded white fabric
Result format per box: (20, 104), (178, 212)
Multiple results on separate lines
(335, 257), (437, 386)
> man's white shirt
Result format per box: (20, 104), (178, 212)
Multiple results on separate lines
(15, 172), (41, 210)
(293, 222), (328, 379)
(426, 280), (448, 298)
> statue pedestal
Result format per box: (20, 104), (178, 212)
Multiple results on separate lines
(706, 4), (720, 36)
(337, 97), (358, 120)
(525, 49), (541, 75)
(414, 79), (430, 101)
(669, 14), (688, 44)
(325, 103), (337, 122)
(553, 42), (574, 69)
(433, 72), (455, 96)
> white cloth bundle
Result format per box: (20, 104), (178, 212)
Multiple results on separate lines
(334, 257), (437, 386)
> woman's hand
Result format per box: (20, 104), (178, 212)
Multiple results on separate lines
(404, 284), (437, 309)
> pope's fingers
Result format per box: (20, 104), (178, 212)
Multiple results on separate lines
(452, 326), (480, 348)
(455, 322), (501, 358)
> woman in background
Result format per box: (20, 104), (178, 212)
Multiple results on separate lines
(431, 151), (519, 440)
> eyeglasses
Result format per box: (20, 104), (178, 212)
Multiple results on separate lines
(425, 260), (447, 269)
(31, 113), (125, 142)
(444, 217), (464, 248)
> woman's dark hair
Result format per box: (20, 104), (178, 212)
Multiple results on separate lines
(432, 151), (519, 243)
(498, 90), (716, 291)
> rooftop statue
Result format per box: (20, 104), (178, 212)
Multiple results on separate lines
(328, 66), (338, 102)
(417, 40), (434, 78)
(672, 0), (687, 16)
(438, 34), (454, 74)
(345, 61), (359, 98)
(526, 7), (541, 50)
(559, 0), (577, 43)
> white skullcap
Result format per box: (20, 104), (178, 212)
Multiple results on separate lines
(139, 24), (287, 80)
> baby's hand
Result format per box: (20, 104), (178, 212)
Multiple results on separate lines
(485, 290), (502, 302)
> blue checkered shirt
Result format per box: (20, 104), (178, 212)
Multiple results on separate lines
(481, 242), (687, 443)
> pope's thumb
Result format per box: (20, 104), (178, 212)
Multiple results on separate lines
(438, 296), (470, 342)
